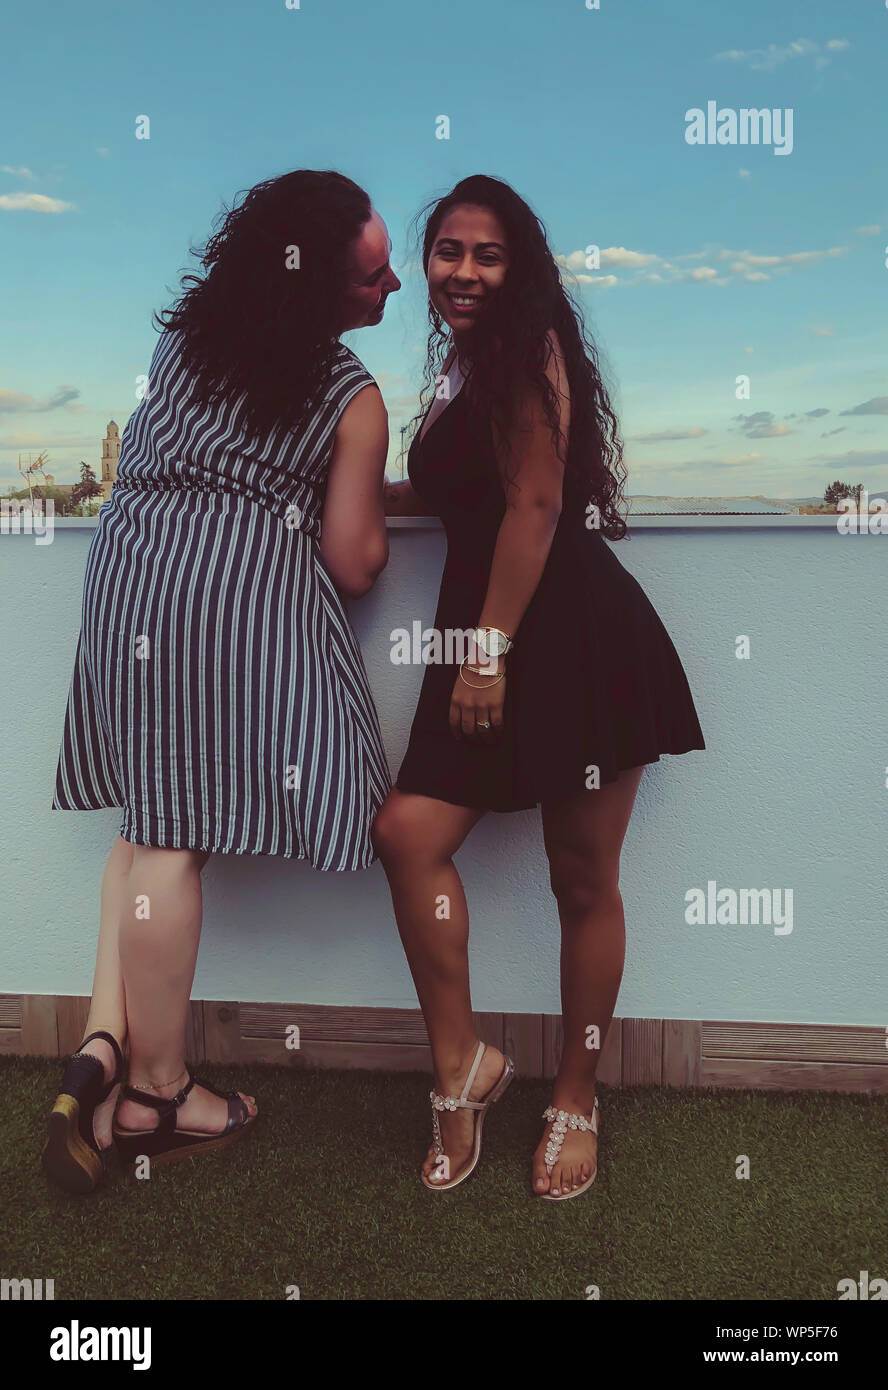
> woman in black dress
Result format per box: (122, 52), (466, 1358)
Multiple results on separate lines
(377, 175), (704, 1201)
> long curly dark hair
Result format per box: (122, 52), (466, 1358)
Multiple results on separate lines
(155, 170), (372, 439)
(412, 175), (628, 540)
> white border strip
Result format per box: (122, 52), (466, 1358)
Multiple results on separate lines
(45, 513), (844, 533)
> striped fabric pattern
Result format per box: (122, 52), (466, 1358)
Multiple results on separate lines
(52, 329), (392, 871)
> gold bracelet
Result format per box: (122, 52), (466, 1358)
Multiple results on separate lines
(459, 658), (505, 689)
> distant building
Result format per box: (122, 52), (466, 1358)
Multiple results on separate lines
(100, 420), (120, 501)
(40, 476), (77, 499)
(31, 421), (120, 508)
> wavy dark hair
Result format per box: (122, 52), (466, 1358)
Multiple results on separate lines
(412, 174), (628, 539)
(155, 170), (372, 439)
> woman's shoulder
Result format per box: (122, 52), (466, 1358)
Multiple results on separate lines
(318, 343), (381, 427)
(329, 341), (376, 392)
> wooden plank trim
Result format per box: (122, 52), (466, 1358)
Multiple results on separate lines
(238, 1002), (430, 1045)
(622, 1018), (663, 1085)
(703, 1022), (888, 1063)
(240, 1037), (432, 1072)
(663, 1019), (702, 1087)
(0, 997), (885, 1093)
(703, 1057), (888, 1094)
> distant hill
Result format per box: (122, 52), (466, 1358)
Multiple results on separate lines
(791, 492), (888, 505)
(627, 492), (888, 515)
(627, 496), (798, 514)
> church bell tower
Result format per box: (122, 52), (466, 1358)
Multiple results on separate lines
(101, 420), (120, 500)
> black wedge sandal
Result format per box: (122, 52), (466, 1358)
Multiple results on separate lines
(112, 1065), (256, 1170)
(42, 1029), (126, 1195)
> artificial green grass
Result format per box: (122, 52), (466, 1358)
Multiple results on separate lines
(2, 1057), (885, 1301)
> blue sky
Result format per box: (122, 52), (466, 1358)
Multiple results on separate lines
(1, 0), (885, 498)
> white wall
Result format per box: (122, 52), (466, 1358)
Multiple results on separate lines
(2, 514), (885, 1023)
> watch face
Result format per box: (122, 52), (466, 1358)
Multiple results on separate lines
(482, 629), (509, 656)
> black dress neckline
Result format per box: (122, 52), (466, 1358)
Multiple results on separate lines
(416, 381), (467, 450)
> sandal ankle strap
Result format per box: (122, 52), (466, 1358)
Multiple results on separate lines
(70, 1029), (126, 1099)
(122, 1067), (195, 1115)
(429, 1041), (487, 1114)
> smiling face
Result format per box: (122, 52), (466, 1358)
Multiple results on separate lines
(426, 204), (510, 338)
(340, 208), (401, 332)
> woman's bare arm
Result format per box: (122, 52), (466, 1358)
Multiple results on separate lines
(477, 332), (569, 639)
(383, 477), (437, 516)
(447, 332), (569, 741)
(319, 384), (389, 597)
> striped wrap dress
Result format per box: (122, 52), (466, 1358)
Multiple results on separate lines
(52, 328), (392, 870)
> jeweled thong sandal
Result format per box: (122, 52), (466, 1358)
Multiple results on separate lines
(113, 1066), (256, 1170)
(539, 1096), (599, 1202)
(42, 1029), (126, 1195)
(421, 1041), (514, 1192)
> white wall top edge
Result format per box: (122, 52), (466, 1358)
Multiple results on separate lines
(29, 513), (849, 532)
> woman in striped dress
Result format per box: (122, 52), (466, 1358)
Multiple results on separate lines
(43, 170), (401, 1192)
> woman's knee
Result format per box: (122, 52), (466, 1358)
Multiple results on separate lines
(372, 796), (419, 863)
(372, 794), (446, 866)
(547, 844), (622, 917)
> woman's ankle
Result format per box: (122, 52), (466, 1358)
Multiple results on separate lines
(126, 1064), (189, 1100)
(434, 1037), (497, 1093)
(549, 1083), (597, 1117)
(76, 1032), (123, 1085)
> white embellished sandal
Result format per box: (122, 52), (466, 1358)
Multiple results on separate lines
(421, 1041), (515, 1192)
(539, 1096), (599, 1202)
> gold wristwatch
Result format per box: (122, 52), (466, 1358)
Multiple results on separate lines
(472, 626), (514, 659)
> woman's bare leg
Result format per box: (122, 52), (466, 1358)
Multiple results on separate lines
(72, 835), (134, 1148)
(372, 789), (506, 1180)
(114, 844), (256, 1134)
(533, 766), (644, 1196)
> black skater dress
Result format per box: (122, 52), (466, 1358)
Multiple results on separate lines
(395, 383), (705, 811)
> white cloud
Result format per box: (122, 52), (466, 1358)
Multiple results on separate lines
(0, 192), (74, 213)
(630, 428), (709, 443)
(557, 241), (848, 291)
(600, 247), (659, 269)
(571, 273), (618, 288)
(714, 37), (849, 71)
(734, 411), (792, 439)
(1, 165), (36, 180)
(0, 386), (81, 414)
(815, 448), (888, 470)
(557, 247), (657, 271)
(631, 453), (767, 471)
(0, 431), (96, 451)
(726, 247), (846, 268)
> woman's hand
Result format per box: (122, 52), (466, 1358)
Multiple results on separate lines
(449, 660), (506, 743)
